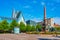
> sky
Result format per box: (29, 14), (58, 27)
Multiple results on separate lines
(0, 0), (60, 25)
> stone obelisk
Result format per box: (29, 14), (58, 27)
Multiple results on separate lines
(44, 6), (46, 26)
(42, 6), (47, 31)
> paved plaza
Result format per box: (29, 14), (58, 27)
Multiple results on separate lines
(0, 33), (60, 40)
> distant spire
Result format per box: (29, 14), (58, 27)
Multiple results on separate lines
(12, 8), (15, 18)
(44, 6), (46, 20)
(43, 6), (47, 31)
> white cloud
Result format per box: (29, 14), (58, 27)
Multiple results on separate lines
(51, 8), (55, 11)
(31, 17), (60, 25)
(33, 0), (37, 4)
(31, 10), (34, 12)
(28, 15), (31, 17)
(54, 17), (60, 25)
(23, 5), (31, 8)
(47, 2), (54, 6)
(55, 0), (60, 3)
(50, 0), (60, 3)
(51, 3), (54, 6)
(41, 2), (45, 6)
(26, 14), (34, 18)
(47, 2), (50, 6)
(31, 18), (42, 22)
(51, 7), (56, 11)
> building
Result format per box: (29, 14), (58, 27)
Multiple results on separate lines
(54, 23), (60, 27)
(38, 6), (54, 31)
(17, 13), (26, 25)
(43, 6), (54, 27)
(12, 9), (26, 25)
(47, 18), (54, 27)
(0, 9), (26, 25)
(26, 20), (37, 26)
(37, 21), (43, 26)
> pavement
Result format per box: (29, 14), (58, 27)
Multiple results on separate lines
(0, 33), (60, 40)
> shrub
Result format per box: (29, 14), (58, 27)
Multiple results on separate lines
(31, 26), (36, 31)
(0, 20), (9, 32)
(10, 20), (18, 30)
(36, 24), (42, 32)
(19, 22), (26, 32)
(26, 24), (31, 32)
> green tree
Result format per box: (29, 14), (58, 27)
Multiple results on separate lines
(31, 26), (36, 31)
(36, 24), (42, 32)
(10, 20), (18, 30)
(26, 24), (31, 32)
(55, 27), (60, 31)
(49, 27), (55, 32)
(0, 22), (3, 30)
(19, 22), (26, 32)
(0, 20), (9, 31)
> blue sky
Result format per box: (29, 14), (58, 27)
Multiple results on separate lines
(0, 0), (60, 24)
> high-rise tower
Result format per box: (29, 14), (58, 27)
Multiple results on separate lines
(42, 6), (47, 31)
(44, 6), (46, 20)
(44, 6), (47, 26)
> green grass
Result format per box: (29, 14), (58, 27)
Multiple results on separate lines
(26, 31), (60, 34)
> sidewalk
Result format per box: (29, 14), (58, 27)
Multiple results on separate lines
(0, 33), (60, 40)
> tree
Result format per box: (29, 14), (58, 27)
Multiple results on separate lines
(19, 22), (26, 32)
(26, 24), (31, 32)
(0, 20), (9, 31)
(31, 26), (36, 31)
(36, 24), (42, 32)
(10, 20), (18, 30)
(0, 22), (3, 30)
(49, 27), (55, 32)
(54, 27), (60, 32)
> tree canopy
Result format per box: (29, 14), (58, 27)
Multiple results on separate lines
(26, 24), (31, 32)
(19, 22), (26, 32)
(36, 24), (42, 31)
(10, 20), (18, 30)
(0, 20), (9, 31)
